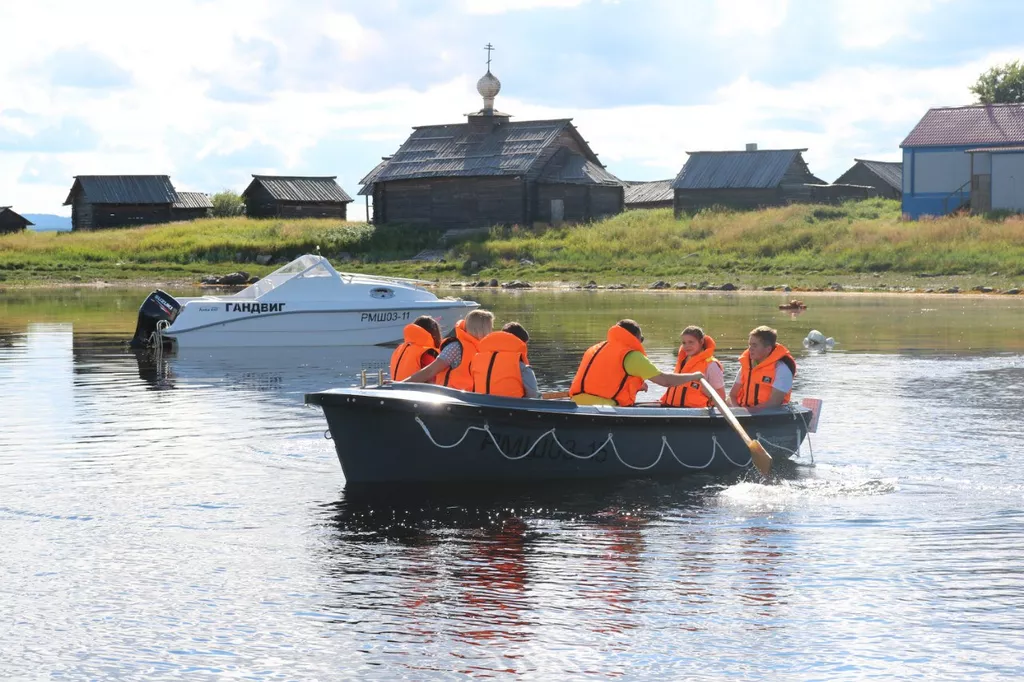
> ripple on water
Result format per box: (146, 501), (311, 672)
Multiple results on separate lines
(2, 300), (1024, 678)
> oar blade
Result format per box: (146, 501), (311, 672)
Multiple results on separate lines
(749, 441), (773, 476)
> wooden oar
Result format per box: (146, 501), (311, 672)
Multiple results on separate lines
(700, 378), (772, 476)
(541, 390), (570, 400)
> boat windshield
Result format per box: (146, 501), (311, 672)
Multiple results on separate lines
(231, 255), (336, 299)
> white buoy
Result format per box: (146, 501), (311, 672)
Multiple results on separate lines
(803, 329), (836, 350)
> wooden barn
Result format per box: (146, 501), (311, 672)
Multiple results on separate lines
(359, 63), (623, 229)
(358, 158), (390, 223)
(172, 191), (213, 220)
(672, 146), (827, 215)
(64, 175), (178, 231)
(0, 206), (33, 234)
(624, 180), (674, 210)
(241, 176), (353, 219)
(834, 159), (903, 199)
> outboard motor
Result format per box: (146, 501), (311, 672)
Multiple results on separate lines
(129, 290), (181, 348)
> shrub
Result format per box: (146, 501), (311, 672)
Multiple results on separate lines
(211, 190), (245, 218)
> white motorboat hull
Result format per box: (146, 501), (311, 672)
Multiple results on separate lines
(163, 302), (477, 348)
(130, 254), (480, 349)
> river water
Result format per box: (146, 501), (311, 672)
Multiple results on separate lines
(1, 288), (1022, 679)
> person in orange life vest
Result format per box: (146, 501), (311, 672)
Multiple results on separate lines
(402, 309), (494, 391)
(569, 319), (705, 407)
(470, 322), (540, 398)
(660, 325), (726, 408)
(729, 325), (797, 412)
(389, 315), (442, 382)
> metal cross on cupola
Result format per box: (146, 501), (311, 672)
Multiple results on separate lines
(484, 42), (495, 71)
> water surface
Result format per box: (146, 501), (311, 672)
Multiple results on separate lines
(1, 288), (1022, 679)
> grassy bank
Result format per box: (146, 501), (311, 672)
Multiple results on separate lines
(2, 199), (1024, 292)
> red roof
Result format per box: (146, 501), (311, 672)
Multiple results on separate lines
(902, 104), (1024, 148)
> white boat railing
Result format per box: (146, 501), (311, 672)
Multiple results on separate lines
(338, 272), (435, 286)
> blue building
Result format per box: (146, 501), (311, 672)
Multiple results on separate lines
(901, 104), (1024, 218)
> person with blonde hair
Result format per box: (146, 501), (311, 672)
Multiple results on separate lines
(729, 325), (797, 412)
(403, 309), (494, 391)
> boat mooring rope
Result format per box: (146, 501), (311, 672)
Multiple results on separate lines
(413, 415), (754, 471)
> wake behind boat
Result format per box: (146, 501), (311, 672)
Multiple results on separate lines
(130, 254), (478, 349)
(305, 383), (814, 485)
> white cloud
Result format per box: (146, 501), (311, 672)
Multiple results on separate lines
(835, 0), (952, 49)
(514, 51), (1021, 183)
(461, 0), (588, 14)
(712, 0), (789, 37)
(0, 0), (1017, 213)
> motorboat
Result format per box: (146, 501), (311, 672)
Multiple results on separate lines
(305, 383), (814, 485)
(129, 254), (478, 349)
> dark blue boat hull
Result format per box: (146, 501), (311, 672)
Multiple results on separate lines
(305, 384), (812, 484)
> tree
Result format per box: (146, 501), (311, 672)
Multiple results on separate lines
(970, 60), (1024, 104)
(211, 190), (245, 217)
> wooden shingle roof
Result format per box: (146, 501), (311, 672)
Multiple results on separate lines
(0, 206), (34, 226)
(624, 180), (674, 205)
(368, 118), (615, 185)
(672, 149), (811, 190)
(242, 176), (353, 203)
(172, 191), (213, 209)
(63, 175), (177, 205)
(837, 159), (902, 191)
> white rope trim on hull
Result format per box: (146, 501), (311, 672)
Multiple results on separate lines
(413, 415), (771, 472)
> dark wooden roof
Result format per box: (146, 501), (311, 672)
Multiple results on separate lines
(672, 149), (814, 190)
(836, 159), (902, 191)
(0, 206), (34, 226)
(366, 118), (614, 184)
(172, 191), (213, 209)
(901, 104), (1024, 148)
(63, 175), (177, 205)
(623, 179), (674, 205)
(242, 176), (353, 203)
(358, 159), (391, 196)
(536, 147), (621, 186)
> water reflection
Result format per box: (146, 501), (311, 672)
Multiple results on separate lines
(129, 345), (393, 396)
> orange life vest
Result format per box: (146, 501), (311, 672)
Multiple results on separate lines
(569, 325), (648, 407)
(389, 324), (438, 382)
(436, 319), (482, 391)
(661, 335), (723, 408)
(470, 331), (529, 397)
(735, 343), (797, 407)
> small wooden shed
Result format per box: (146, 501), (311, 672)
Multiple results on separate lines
(64, 175), (178, 231)
(623, 180), (674, 210)
(834, 159), (903, 199)
(672, 148), (825, 215)
(171, 191), (213, 221)
(241, 176), (353, 219)
(0, 206), (33, 234)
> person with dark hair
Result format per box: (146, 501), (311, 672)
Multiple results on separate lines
(470, 321), (539, 398)
(729, 325), (797, 412)
(389, 315), (441, 382)
(569, 319), (704, 407)
(661, 325), (725, 407)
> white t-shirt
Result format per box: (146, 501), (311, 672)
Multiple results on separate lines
(731, 361), (793, 393)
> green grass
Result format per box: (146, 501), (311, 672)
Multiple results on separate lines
(2, 200), (1024, 290)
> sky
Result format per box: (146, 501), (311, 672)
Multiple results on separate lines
(1, 0), (1022, 215)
